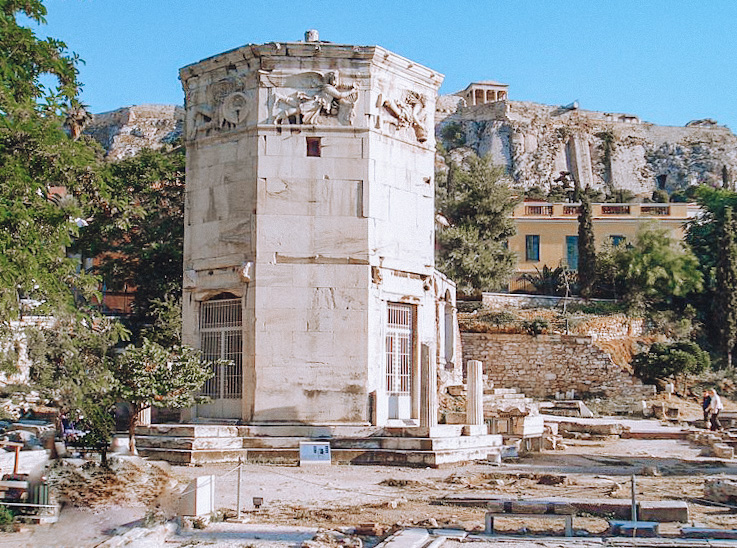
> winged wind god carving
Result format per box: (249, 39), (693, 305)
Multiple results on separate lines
(184, 76), (255, 138)
(382, 90), (428, 143)
(266, 71), (359, 126)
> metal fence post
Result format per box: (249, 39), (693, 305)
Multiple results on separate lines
(236, 457), (242, 520)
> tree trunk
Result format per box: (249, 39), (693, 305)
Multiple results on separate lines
(128, 411), (139, 455)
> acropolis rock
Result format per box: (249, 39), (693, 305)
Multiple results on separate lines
(84, 104), (183, 160)
(436, 97), (737, 195)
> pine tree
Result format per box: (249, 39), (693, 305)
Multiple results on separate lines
(577, 193), (596, 297)
(715, 207), (737, 368)
(436, 155), (519, 296)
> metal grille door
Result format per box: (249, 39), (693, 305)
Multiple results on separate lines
(386, 303), (413, 419)
(200, 298), (242, 399)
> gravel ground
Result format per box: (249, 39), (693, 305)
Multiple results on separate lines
(3, 418), (737, 547)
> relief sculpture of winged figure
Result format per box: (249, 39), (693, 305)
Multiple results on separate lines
(267, 71), (358, 126)
(382, 90), (428, 143)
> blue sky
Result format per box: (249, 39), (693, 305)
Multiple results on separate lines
(30, 0), (737, 130)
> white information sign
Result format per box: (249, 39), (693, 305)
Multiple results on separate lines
(299, 441), (332, 466)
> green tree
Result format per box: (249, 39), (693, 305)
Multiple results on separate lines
(686, 186), (737, 358)
(140, 295), (182, 348)
(0, 0), (110, 325)
(632, 340), (710, 391)
(0, 0), (80, 110)
(78, 147), (185, 324)
(26, 314), (128, 463)
(113, 339), (213, 453)
(577, 194), (596, 297)
(715, 207), (737, 368)
(617, 223), (703, 309)
(605, 189), (636, 203)
(436, 155), (519, 295)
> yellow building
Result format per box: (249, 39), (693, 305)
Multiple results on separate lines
(509, 201), (698, 291)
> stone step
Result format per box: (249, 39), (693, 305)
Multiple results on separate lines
(137, 433), (504, 452)
(136, 423), (382, 439)
(329, 435), (502, 451)
(246, 446), (503, 468)
(136, 435), (242, 451)
(137, 447), (249, 465)
(483, 396), (531, 405)
(138, 444), (503, 468)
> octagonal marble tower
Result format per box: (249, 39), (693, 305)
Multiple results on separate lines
(180, 33), (455, 426)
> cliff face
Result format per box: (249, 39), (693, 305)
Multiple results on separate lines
(86, 100), (737, 194)
(84, 104), (183, 160)
(436, 99), (737, 195)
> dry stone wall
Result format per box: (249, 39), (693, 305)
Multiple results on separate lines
(461, 332), (649, 398)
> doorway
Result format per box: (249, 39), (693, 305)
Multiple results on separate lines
(197, 296), (243, 419)
(386, 303), (414, 420)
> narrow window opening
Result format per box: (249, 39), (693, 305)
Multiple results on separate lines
(610, 235), (626, 247)
(525, 235), (540, 262)
(200, 297), (242, 399)
(306, 137), (321, 157)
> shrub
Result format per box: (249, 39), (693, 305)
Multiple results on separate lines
(632, 341), (710, 385)
(522, 318), (549, 336)
(0, 505), (15, 532)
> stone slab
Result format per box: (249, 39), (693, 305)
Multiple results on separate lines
(682, 527), (737, 539)
(509, 501), (549, 514)
(462, 424), (489, 436)
(376, 528), (429, 548)
(609, 520), (659, 537)
(638, 501), (689, 523)
(439, 495), (688, 522)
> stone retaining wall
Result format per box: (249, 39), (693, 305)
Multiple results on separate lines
(481, 292), (613, 311)
(461, 332), (648, 398)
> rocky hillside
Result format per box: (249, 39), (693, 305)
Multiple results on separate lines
(84, 99), (737, 196)
(84, 104), (183, 160)
(435, 99), (737, 195)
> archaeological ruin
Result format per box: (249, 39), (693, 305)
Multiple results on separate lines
(133, 32), (505, 465)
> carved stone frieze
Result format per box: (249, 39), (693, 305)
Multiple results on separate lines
(381, 90), (428, 143)
(264, 71), (359, 126)
(184, 75), (255, 139)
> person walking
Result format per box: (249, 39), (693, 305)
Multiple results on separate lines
(707, 389), (724, 431)
(702, 390), (712, 426)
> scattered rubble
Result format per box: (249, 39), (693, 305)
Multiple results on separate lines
(47, 456), (179, 511)
(705, 477), (737, 504)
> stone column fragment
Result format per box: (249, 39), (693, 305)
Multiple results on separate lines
(419, 344), (437, 428)
(466, 360), (484, 425)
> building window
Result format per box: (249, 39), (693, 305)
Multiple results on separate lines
(525, 235), (540, 261)
(386, 303), (413, 396)
(601, 205), (631, 215)
(610, 235), (626, 247)
(525, 205), (553, 216)
(641, 205), (670, 216)
(566, 236), (579, 270)
(306, 137), (321, 157)
(200, 296), (243, 399)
